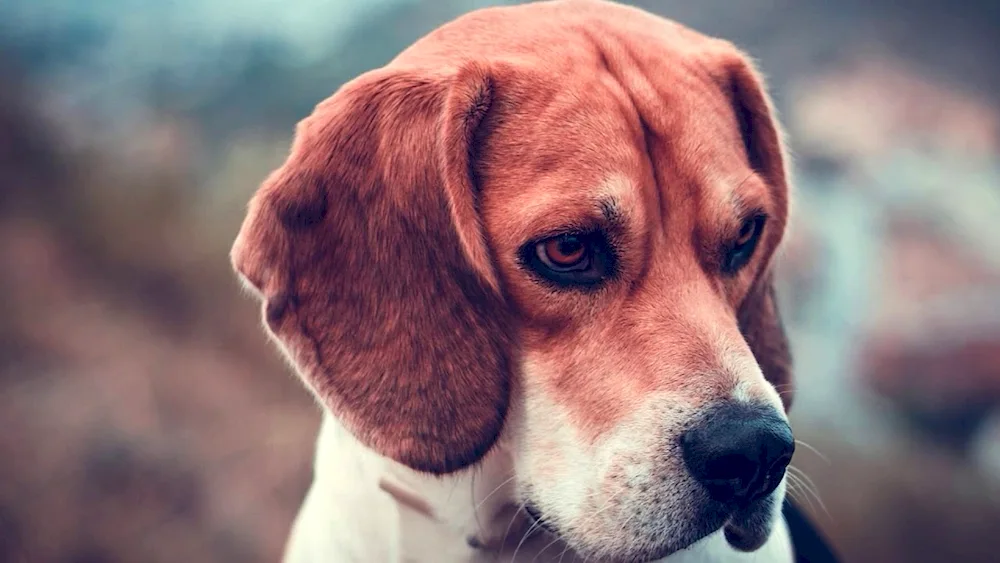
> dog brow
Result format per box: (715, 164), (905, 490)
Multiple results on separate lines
(728, 173), (767, 221)
(599, 197), (621, 223)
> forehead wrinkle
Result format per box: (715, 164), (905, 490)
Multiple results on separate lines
(576, 26), (667, 240)
(627, 59), (751, 218)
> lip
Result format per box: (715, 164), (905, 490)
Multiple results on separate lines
(519, 504), (721, 562)
(724, 521), (770, 551)
(521, 495), (777, 562)
(523, 503), (559, 536)
(722, 496), (777, 552)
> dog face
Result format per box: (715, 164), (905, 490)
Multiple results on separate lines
(231, 1), (794, 561)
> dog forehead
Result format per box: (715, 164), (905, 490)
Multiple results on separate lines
(391, 1), (751, 206)
(392, 0), (741, 118)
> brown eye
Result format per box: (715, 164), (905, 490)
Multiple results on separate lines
(537, 235), (589, 271)
(723, 214), (766, 274)
(521, 230), (615, 289)
(735, 217), (758, 247)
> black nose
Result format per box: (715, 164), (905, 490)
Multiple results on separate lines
(680, 402), (794, 506)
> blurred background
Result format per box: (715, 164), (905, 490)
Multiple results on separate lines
(1, 0), (999, 562)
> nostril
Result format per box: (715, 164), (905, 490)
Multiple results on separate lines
(767, 450), (793, 475)
(699, 453), (761, 502)
(703, 453), (759, 485)
(749, 437), (794, 502)
(762, 434), (795, 479)
(763, 450), (793, 484)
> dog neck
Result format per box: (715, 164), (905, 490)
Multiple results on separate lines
(282, 413), (795, 563)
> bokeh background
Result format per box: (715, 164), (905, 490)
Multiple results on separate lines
(2, 0), (999, 562)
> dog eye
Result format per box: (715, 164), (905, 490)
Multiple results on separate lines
(522, 231), (614, 288)
(723, 215), (766, 274)
(537, 235), (589, 271)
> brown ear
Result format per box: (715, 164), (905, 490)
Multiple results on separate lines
(738, 272), (793, 410)
(725, 52), (794, 411)
(230, 65), (514, 474)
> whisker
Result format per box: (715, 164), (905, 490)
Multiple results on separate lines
(791, 466), (829, 518)
(794, 439), (830, 465)
(531, 531), (566, 563)
(474, 473), (517, 512)
(469, 470), (518, 545)
(784, 474), (814, 514)
(787, 472), (818, 514)
(512, 517), (544, 562)
(793, 480), (824, 520)
(501, 498), (531, 554)
(787, 466), (829, 519)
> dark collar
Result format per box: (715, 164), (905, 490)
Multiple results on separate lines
(783, 498), (840, 563)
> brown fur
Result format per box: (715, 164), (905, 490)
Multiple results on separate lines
(231, 0), (793, 474)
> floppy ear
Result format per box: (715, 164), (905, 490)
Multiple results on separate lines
(230, 64), (514, 474)
(738, 271), (793, 410)
(726, 53), (794, 411)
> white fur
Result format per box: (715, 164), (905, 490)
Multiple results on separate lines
(282, 413), (794, 563)
(279, 326), (795, 562)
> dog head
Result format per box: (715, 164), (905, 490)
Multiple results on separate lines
(231, 1), (795, 560)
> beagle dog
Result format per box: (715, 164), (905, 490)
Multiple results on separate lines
(231, 1), (799, 561)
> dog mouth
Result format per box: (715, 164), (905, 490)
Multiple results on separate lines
(722, 498), (776, 552)
(690, 496), (778, 556)
(522, 495), (777, 562)
(722, 496), (775, 553)
(523, 502), (559, 536)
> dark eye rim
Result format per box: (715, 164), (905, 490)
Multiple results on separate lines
(519, 229), (616, 289)
(722, 213), (767, 275)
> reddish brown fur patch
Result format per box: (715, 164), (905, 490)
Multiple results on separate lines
(231, 0), (795, 470)
(231, 67), (515, 475)
(434, 1), (794, 437)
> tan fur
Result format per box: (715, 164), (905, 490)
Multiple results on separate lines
(232, 1), (796, 561)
